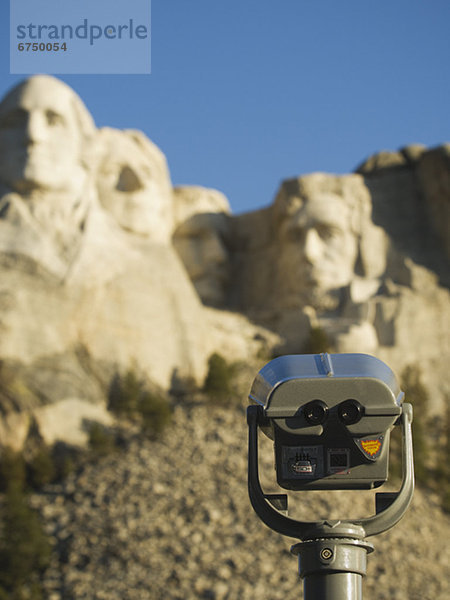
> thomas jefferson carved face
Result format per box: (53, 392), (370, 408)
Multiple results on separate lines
(96, 128), (173, 242)
(0, 76), (92, 194)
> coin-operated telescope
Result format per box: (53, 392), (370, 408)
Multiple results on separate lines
(247, 353), (414, 600)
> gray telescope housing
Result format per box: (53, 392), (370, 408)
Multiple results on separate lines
(249, 353), (403, 490)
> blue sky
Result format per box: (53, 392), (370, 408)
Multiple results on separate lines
(1, 1), (449, 214)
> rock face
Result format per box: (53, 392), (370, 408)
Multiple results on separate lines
(0, 75), (449, 450)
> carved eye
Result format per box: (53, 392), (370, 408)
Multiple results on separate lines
(284, 224), (304, 243)
(116, 166), (143, 192)
(0, 108), (27, 129)
(46, 110), (64, 126)
(316, 224), (341, 241)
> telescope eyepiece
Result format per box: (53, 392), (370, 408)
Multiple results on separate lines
(338, 399), (363, 425)
(303, 400), (328, 425)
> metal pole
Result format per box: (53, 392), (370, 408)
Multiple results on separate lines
(303, 573), (362, 600)
(291, 537), (374, 600)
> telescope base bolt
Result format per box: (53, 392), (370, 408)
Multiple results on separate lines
(291, 537), (374, 600)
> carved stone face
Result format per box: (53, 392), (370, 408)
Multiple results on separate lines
(96, 129), (173, 242)
(173, 212), (230, 306)
(277, 193), (358, 308)
(0, 76), (86, 194)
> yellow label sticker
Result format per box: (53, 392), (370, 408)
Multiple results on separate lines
(361, 439), (381, 456)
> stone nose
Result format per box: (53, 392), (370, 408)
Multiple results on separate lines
(303, 228), (323, 264)
(208, 234), (228, 266)
(25, 111), (48, 145)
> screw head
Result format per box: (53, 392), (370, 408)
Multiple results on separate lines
(320, 548), (333, 560)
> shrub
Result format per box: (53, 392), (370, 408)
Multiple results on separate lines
(436, 405), (450, 514)
(0, 483), (51, 598)
(302, 326), (331, 354)
(108, 370), (141, 417)
(203, 353), (234, 398)
(388, 366), (437, 488)
(27, 445), (55, 489)
(0, 447), (26, 493)
(51, 442), (77, 482)
(108, 368), (172, 437)
(388, 424), (402, 482)
(401, 366), (430, 487)
(138, 391), (172, 438)
(88, 422), (116, 457)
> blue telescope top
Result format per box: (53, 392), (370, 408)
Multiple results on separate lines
(249, 353), (403, 419)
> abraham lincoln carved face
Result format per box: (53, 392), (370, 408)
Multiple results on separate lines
(274, 173), (384, 311)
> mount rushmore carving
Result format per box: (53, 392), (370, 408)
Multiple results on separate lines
(0, 75), (448, 448)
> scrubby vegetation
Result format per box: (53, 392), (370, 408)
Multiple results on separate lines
(108, 367), (172, 438)
(388, 365), (450, 514)
(0, 449), (51, 599)
(302, 326), (331, 354)
(0, 367), (172, 492)
(434, 403), (450, 514)
(203, 353), (239, 403)
(88, 422), (117, 458)
(27, 445), (56, 489)
(0, 366), (174, 598)
(402, 366), (430, 486)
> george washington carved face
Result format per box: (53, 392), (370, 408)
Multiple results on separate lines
(0, 75), (94, 195)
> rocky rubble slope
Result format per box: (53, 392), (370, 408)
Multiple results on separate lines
(32, 395), (449, 600)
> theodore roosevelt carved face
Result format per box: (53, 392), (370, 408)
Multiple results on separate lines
(172, 187), (232, 306)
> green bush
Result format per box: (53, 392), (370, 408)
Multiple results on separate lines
(51, 443), (77, 482)
(108, 368), (172, 437)
(302, 326), (331, 354)
(436, 405), (450, 514)
(88, 422), (116, 457)
(0, 447), (26, 493)
(108, 370), (141, 417)
(387, 424), (402, 482)
(0, 483), (51, 598)
(203, 353), (234, 398)
(444, 408), (450, 514)
(27, 446), (55, 489)
(401, 366), (430, 487)
(138, 391), (172, 438)
(389, 366), (434, 487)
(389, 367), (450, 516)
(398, 365), (450, 516)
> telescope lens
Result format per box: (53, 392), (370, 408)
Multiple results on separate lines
(304, 400), (328, 425)
(338, 399), (363, 425)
